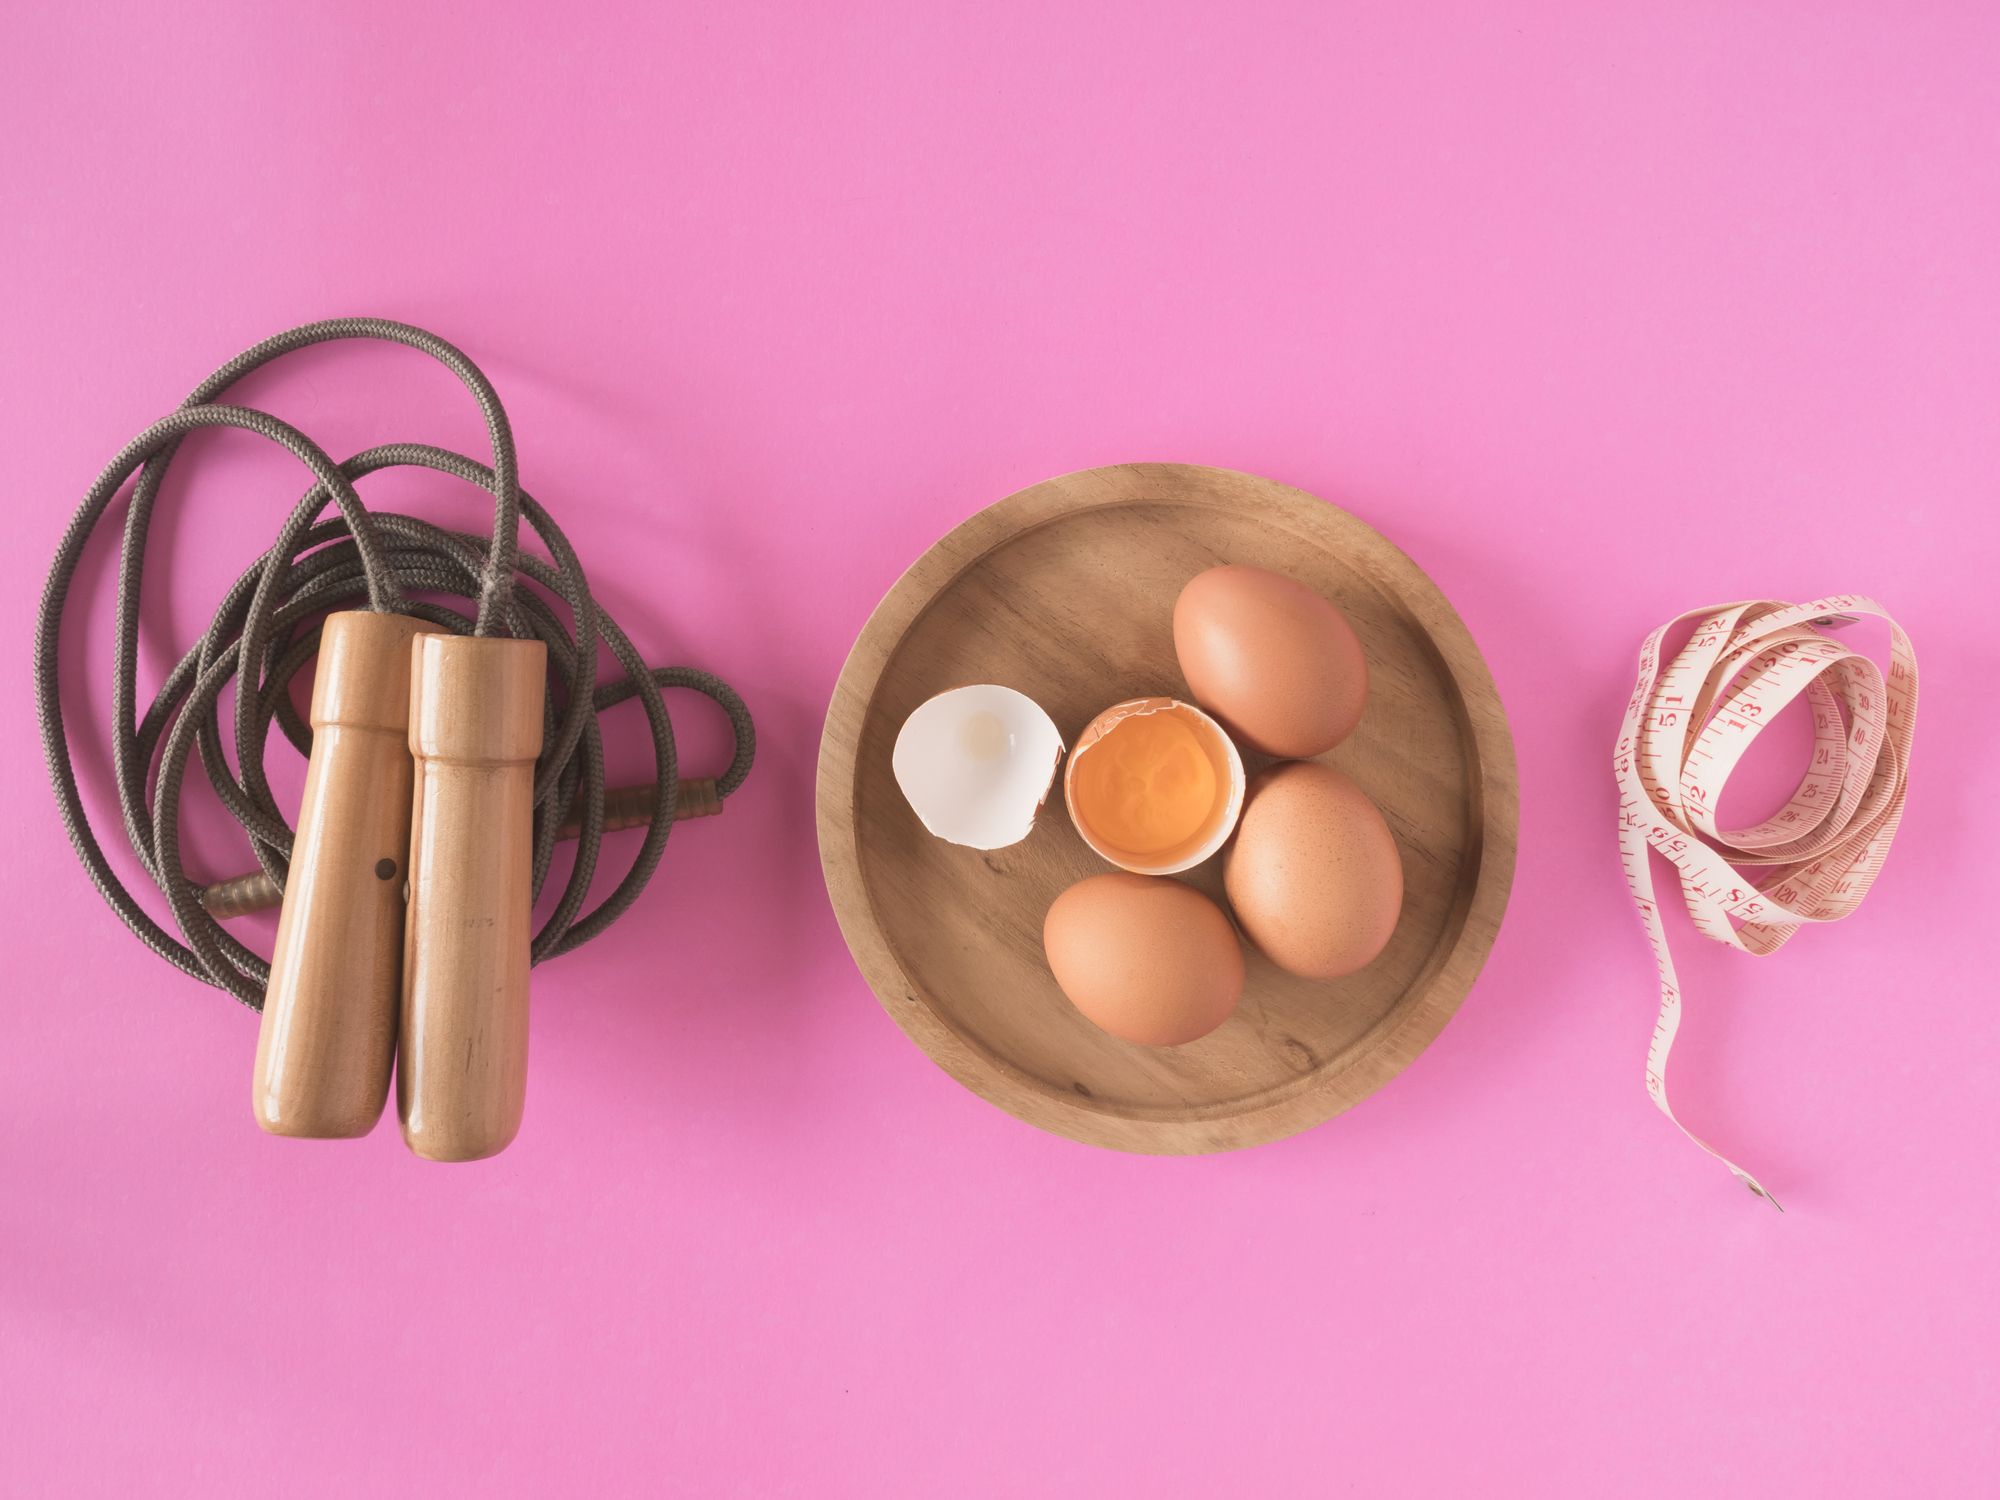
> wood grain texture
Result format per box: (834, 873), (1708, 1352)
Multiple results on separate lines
(816, 463), (1517, 1154)
(398, 634), (546, 1163)
(254, 610), (430, 1138)
(203, 777), (721, 919)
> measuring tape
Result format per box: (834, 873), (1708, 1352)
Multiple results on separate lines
(1615, 595), (1917, 1208)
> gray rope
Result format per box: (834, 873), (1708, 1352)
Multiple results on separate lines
(34, 317), (755, 1009)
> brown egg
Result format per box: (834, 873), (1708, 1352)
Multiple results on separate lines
(1223, 762), (1402, 979)
(1172, 565), (1368, 757)
(1043, 873), (1244, 1046)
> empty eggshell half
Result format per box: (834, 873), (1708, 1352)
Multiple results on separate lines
(892, 684), (1066, 849)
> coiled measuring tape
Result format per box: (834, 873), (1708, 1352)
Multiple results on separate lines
(1615, 595), (1917, 1209)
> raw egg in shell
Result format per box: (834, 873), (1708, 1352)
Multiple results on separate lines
(1043, 872), (1245, 1046)
(1063, 697), (1245, 874)
(1173, 564), (1369, 758)
(1224, 761), (1403, 979)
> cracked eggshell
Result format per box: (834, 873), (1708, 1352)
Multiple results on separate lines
(1062, 696), (1246, 875)
(892, 685), (1066, 850)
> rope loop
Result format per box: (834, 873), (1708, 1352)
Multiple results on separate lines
(35, 318), (754, 1007)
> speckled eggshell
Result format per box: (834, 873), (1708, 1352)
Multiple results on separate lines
(1172, 564), (1369, 757)
(1042, 873), (1245, 1046)
(1223, 762), (1403, 979)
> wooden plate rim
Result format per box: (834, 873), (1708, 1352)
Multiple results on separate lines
(815, 462), (1518, 1154)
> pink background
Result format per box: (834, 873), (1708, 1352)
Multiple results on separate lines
(4, 3), (1997, 1494)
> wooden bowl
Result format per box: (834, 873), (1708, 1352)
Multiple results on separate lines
(817, 463), (1516, 1153)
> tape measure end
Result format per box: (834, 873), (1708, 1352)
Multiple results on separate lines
(1733, 1170), (1785, 1213)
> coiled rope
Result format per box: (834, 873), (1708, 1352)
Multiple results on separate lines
(35, 317), (754, 1008)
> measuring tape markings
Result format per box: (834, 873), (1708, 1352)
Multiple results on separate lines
(1614, 595), (1917, 1208)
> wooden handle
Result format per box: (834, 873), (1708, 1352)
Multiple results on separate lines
(398, 634), (547, 1162)
(201, 777), (722, 919)
(253, 611), (430, 1138)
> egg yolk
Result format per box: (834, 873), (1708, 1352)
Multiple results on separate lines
(1072, 710), (1219, 855)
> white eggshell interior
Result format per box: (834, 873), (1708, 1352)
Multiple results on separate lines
(892, 685), (1066, 850)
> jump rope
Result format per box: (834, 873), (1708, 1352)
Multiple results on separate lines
(35, 317), (754, 1156)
